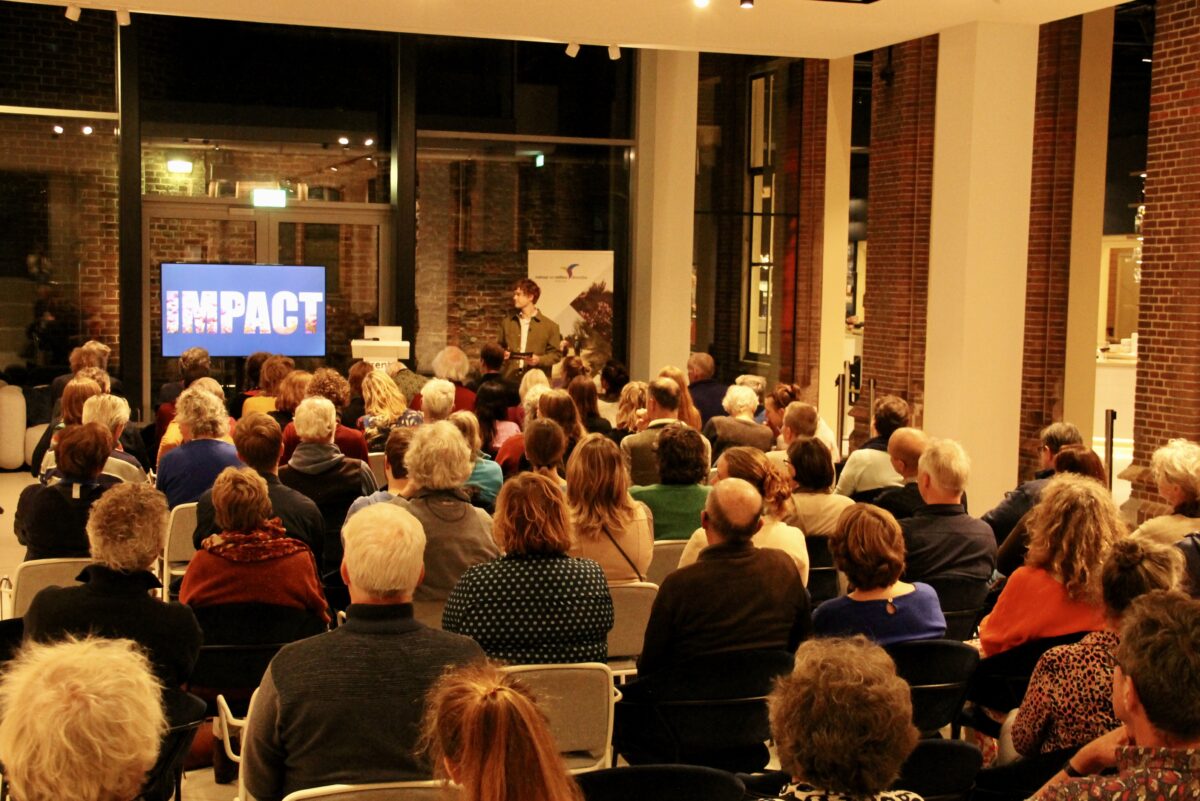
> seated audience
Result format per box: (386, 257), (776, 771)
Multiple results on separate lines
(686, 352), (727, 426)
(979, 474), (1122, 658)
(494, 383), (551, 476)
(899, 438), (995, 584)
(767, 400), (839, 471)
(282, 368), (370, 463)
(24, 482), (201, 687)
(359, 368), (422, 450)
(1032, 592), (1200, 800)
(449, 411), (502, 510)
(567, 433), (654, 583)
(568, 375), (613, 435)
(423, 662), (583, 801)
(49, 339), (124, 404)
(769, 637), (921, 801)
(419, 377), (458, 423)
(679, 446), (809, 584)
(229, 350), (271, 419)
(388, 359), (430, 409)
(467, 342), (518, 403)
(347, 427), (416, 519)
(1130, 438), (1200, 546)
(411, 346), (477, 413)
(158, 344), (209, 406)
(474, 379), (520, 455)
(835, 394), (909, 500)
(538, 389), (585, 462)
(157, 386), (243, 508)
(873, 427), (931, 520)
(787, 437), (855, 537)
(16, 423), (117, 561)
(31, 374), (103, 477)
(814, 504), (946, 645)
(659, 364), (704, 430)
(637, 478), (812, 677)
(157, 376), (236, 462)
(279, 397), (377, 581)
(702, 384), (776, 460)
(630, 425), (712, 541)
(342, 360), (372, 427)
(393, 421), (499, 602)
(242, 354), (293, 418)
(0, 638), (166, 801)
(983, 422), (1083, 545)
(608, 379), (647, 445)
(598, 360), (630, 424)
(736, 373), (768, 422)
(42, 393), (146, 484)
(193, 412), (324, 555)
(242, 504), (484, 801)
(762, 382), (802, 444)
(268, 369), (312, 430)
(622, 377), (712, 486)
(523, 418), (569, 487)
(557, 354), (590, 388)
(443, 472), (613, 663)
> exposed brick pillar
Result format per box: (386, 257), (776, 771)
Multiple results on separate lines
(853, 38), (938, 444)
(1017, 17), (1083, 480)
(1125, 0), (1200, 523)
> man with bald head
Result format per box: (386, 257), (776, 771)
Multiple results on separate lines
(874, 427), (931, 520)
(635, 478), (812, 677)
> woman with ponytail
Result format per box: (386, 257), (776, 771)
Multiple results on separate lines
(677, 446), (809, 584)
(423, 662), (583, 801)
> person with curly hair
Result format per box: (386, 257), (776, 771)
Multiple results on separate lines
(156, 386), (243, 507)
(629, 424), (712, 541)
(359, 368), (422, 451)
(769, 637), (922, 801)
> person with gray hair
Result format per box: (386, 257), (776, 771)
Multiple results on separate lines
(899, 437), (996, 585)
(702, 383), (776, 462)
(154, 385), (243, 508)
(418, 378), (458, 422)
(243, 503), (484, 801)
(280, 397), (377, 594)
(24, 483), (202, 688)
(411, 347), (477, 415)
(391, 422), (499, 601)
(0, 637), (167, 801)
(1130, 438), (1200, 546)
(39, 393), (148, 483)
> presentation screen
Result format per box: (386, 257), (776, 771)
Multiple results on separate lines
(161, 263), (326, 357)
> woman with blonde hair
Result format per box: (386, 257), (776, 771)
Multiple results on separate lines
(566, 433), (653, 583)
(678, 446), (808, 582)
(156, 386), (242, 508)
(443, 472), (613, 663)
(657, 365), (703, 430)
(360, 368), (422, 450)
(1130, 438), (1200, 546)
(610, 380), (648, 444)
(423, 662), (583, 801)
(980, 473), (1124, 657)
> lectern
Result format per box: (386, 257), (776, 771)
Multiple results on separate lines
(351, 326), (412, 370)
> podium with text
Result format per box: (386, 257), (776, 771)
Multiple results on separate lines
(351, 326), (411, 370)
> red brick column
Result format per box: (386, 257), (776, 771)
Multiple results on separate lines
(853, 37), (938, 444)
(1017, 17), (1083, 480)
(1125, 0), (1200, 522)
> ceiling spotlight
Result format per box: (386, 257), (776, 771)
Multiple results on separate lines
(64, 4), (81, 21)
(694, 0), (710, 6)
(740, 0), (754, 7)
(364, 138), (374, 147)
(81, 125), (93, 135)
(608, 44), (621, 60)
(52, 125), (64, 135)
(565, 41), (580, 58)
(337, 136), (350, 146)
(116, 9), (130, 25)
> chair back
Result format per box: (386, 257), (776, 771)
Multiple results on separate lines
(924, 576), (989, 641)
(282, 781), (449, 801)
(805, 536), (841, 604)
(502, 662), (619, 773)
(607, 582), (658, 660)
(140, 689), (207, 801)
(368, 452), (387, 487)
(5, 558), (92, 619)
(892, 739), (982, 801)
(163, 502), (198, 584)
(885, 639), (980, 734)
(413, 599), (446, 630)
(576, 765), (745, 801)
(647, 541), (686, 587)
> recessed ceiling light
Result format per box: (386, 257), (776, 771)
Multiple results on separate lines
(694, 0), (710, 7)
(52, 125), (64, 135)
(364, 138), (374, 147)
(81, 125), (93, 135)
(337, 136), (350, 146)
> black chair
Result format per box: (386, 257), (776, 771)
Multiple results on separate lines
(924, 576), (989, 641)
(736, 769), (791, 799)
(885, 639), (979, 735)
(576, 765), (746, 801)
(892, 738), (982, 801)
(140, 689), (207, 801)
(806, 537), (840, 604)
(965, 631), (1088, 713)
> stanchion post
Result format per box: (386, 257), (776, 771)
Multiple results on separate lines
(1104, 409), (1117, 491)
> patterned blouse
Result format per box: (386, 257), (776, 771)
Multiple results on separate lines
(1036, 747), (1200, 801)
(442, 552), (614, 664)
(1012, 630), (1122, 756)
(781, 782), (924, 801)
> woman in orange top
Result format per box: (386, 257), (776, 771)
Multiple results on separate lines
(979, 473), (1124, 657)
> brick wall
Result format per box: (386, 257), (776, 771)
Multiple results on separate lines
(1017, 17), (1083, 481)
(790, 59), (828, 405)
(0, 4), (116, 112)
(1125, 0), (1200, 522)
(852, 38), (938, 444)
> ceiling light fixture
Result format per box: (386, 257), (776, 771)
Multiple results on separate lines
(565, 41), (581, 58)
(337, 136), (350, 146)
(64, 4), (81, 21)
(364, 138), (374, 147)
(166, 158), (193, 174)
(52, 125), (64, 135)
(81, 125), (93, 135)
(740, 0), (754, 8)
(608, 44), (621, 60)
(694, 0), (710, 6)
(116, 9), (130, 25)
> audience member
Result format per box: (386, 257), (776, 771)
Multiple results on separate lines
(873, 427), (931, 520)
(767, 400), (838, 472)
(467, 342), (517, 402)
(769, 637), (921, 801)
(703, 384), (776, 460)
(359, 368), (422, 450)
(568, 375), (614, 435)
(622, 377), (712, 485)
(474, 380), (520, 455)
(229, 350), (272, 419)
(40, 393), (146, 483)
(443, 472), (613, 663)
(556, 354), (590, 389)
(538, 389), (585, 461)
(347, 427), (416, 518)
(449, 411), (502, 510)
(282, 368), (370, 463)
(422, 662), (583, 801)
(269, 369), (312, 430)
(16, 423), (116, 560)
(419, 378), (458, 423)
(899, 438), (995, 584)
(159, 345), (210, 406)
(814, 504), (946, 645)
(598, 360), (630, 424)
(686, 352), (728, 426)
(388, 358), (430, 406)
(736, 373), (768, 423)
(762, 382), (802, 444)
(157, 376), (236, 462)
(679, 447), (809, 583)
(242, 355), (293, 418)
(494, 383), (551, 476)
(392, 421), (499, 601)
(1130, 438), (1200, 546)
(412, 346), (477, 413)
(0, 638), (166, 801)
(1033, 592), (1200, 800)
(980, 474), (1122, 658)
(786, 437), (855, 538)
(30, 374), (103, 476)
(608, 379), (647, 445)
(630, 425), (712, 541)
(50, 339), (124, 403)
(983, 422), (1083, 545)
(24, 483), (201, 687)
(343, 359), (373, 427)
(156, 386), (243, 508)
(523, 418), (569, 487)
(242, 503), (484, 800)
(566, 433), (654, 583)
(658, 364), (703, 430)
(835, 395), (909, 500)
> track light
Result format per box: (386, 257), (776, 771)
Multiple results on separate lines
(740, 0), (754, 7)
(52, 125), (64, 136)
(64, 4), (81, 21)
(116, 9), (130, 25)
(565, 41), (580, 58)
(608, 44), (621, 60)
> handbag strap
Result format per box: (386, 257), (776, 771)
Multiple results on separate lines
(600, 523), (644, 583)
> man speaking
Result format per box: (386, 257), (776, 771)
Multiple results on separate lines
(498, 278), (562, 381)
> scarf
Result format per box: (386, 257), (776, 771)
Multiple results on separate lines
(201, 517), (309, 562)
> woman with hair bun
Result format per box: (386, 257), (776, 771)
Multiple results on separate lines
(677, 446), (809, 584)
(423, 662), (583, 801)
